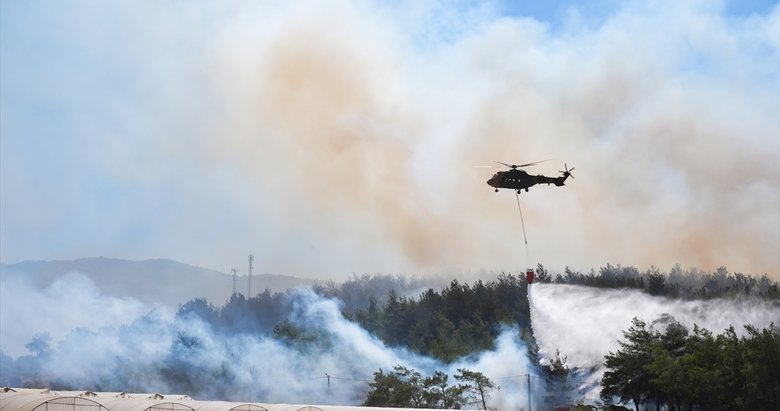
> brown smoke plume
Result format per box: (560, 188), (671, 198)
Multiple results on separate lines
(188, 2), (778, 278)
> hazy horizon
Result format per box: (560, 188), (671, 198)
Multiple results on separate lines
(2, 1), (778, 281)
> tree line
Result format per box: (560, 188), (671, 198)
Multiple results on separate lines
(347, 274), (532, 362)
(533, 264), (779, 300)
(601, 317), (780, 411)
(174, 265), (776, 351)
(175, 272), (534, 363)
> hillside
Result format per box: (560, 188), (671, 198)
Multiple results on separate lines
(0, 257), (323, 307)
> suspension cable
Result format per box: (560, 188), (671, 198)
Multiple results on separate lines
(515, 191), (528, 245)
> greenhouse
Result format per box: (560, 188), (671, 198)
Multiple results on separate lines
(0, 388), (442, 411)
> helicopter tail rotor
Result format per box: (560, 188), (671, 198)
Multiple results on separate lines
(559, 163), (575, 179)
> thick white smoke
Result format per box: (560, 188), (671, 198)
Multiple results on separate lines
(0, 272), (163, 358)
(1, 273), (536, 408)
(4, 273), (778, 407)
(445, 331), (543, 411)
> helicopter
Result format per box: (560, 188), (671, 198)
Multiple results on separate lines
(486, 160), (575, 193)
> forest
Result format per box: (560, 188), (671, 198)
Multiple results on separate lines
(2, 264), (778, 409)
(531, 263), (779, 300)
(174, 272), (533, 363)
(177, 264), (778, 363)
(168, 264), (780, 409)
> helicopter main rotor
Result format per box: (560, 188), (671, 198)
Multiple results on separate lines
(494, 159), (551, 169)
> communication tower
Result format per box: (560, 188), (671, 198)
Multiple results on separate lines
(248, 254), (254, 297)
(231, 268), (239, 296)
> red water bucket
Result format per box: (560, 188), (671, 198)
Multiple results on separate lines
(526, 269), (534, 284)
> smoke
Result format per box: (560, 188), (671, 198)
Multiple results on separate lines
(198, 0), (780, 277)
(445, 331), (544, 411)
(0, 273), (537, 408)
(2, 1), (778, 279)
(185, 1), (780, 278)
(3, 272), (778, 407)
(528, 283), (780, 400)
(0, 271), (161, 358)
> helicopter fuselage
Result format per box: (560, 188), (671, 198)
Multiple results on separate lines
(487, 168), (569, 193)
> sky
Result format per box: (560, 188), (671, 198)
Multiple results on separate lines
(1, 0), (779, 281)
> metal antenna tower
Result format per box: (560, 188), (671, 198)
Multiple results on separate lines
(248, 254), (254, 297)
(231, 268), (239, 296)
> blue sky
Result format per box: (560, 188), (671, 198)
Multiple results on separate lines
(1, 1), (778, 280)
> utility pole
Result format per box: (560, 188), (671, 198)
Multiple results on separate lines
(526, 373), (531, 411)
(231, 268), (239, 296)
(248, 254), (254, 297)
(325, 373), (331, 395)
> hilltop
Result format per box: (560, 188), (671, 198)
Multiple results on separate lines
(0, 257), (323, 307)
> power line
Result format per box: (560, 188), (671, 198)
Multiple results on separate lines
(291, 375), (372, 383)
(494, 373), (537, 380)
(330, 376), (372, 382)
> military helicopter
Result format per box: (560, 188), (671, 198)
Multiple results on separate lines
(486, 160), (575, 193)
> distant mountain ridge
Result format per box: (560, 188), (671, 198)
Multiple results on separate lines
(0, 257), (323, 307)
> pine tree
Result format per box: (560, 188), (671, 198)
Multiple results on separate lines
(601, 318), (657, 411)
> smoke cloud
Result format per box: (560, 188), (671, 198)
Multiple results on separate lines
(0, 272), (160, 358)
(1, 1), (778, 279)
(3, 272), (778, 407)
(199, 1), (780, 277)
(1, 273), (537, 408)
